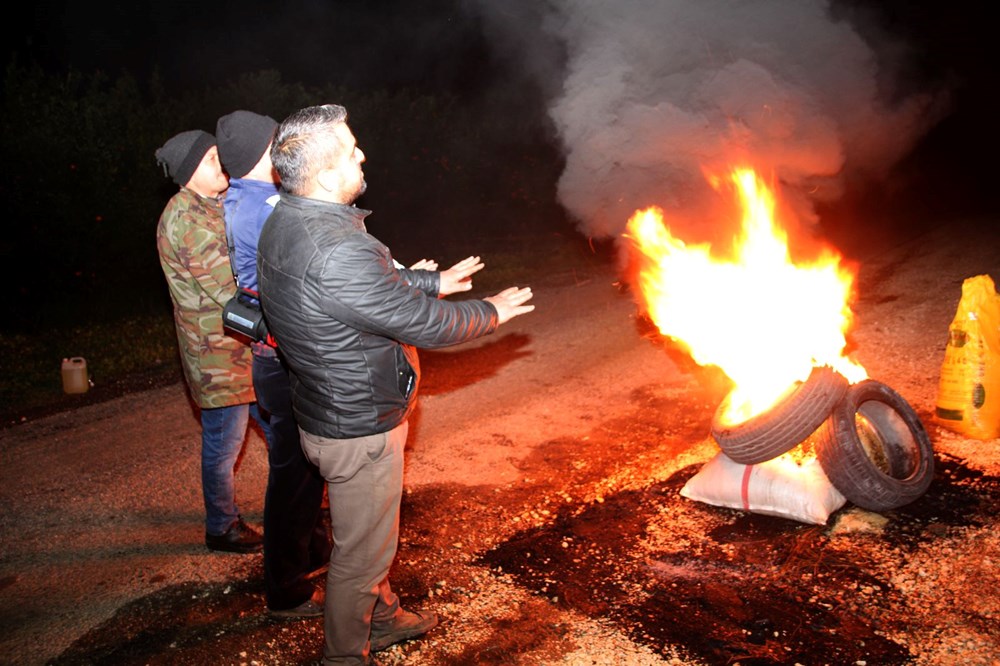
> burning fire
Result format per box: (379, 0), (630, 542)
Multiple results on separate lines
(626, 167), (867, 422)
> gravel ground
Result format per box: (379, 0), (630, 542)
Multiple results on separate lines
(1, 216), (999, 665)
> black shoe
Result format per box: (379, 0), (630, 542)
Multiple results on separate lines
(269, 594), (323, 619)
(205, 518), (263, 554)
(370, 609), (439, 651)
(269, 582), (324, 620)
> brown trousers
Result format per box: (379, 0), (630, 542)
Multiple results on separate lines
(299, 422), (407, 665)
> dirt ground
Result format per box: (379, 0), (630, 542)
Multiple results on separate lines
(1, 215), (999, 666)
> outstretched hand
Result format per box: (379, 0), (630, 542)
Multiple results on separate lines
(484, 286), (535, 325)
(409, 258), (439, 271)
(439, 256), (485, 297)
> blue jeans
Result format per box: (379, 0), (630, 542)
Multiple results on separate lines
(200, 402), (271, 536)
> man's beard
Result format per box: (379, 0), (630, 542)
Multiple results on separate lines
(347, 178), (368, 205)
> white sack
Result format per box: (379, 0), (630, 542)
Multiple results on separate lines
(680, 451), (846, 525)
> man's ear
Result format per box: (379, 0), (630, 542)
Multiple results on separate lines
(316, 168), (339, 194)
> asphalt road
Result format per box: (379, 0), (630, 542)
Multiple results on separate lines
(2, 216), (999, 665)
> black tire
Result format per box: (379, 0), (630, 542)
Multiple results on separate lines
(711, 365), (849, 464)
(816, 379), (934, 512)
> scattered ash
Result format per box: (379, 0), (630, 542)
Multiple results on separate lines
(46, 450), (999, 665)
(477, 455), (1000, 665)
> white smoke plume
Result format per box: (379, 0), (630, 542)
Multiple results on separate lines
(471, 0), (949, 242)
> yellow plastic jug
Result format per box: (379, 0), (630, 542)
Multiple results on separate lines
(61, 357), (89, 394)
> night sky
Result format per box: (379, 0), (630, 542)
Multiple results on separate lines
(7, 0), (998, 236)
(8, 0), (498, 95)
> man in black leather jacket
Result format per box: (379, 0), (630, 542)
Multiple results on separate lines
(257, 103), (534, 666)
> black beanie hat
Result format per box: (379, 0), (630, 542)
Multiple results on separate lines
(216, 110), (278, 179)
(155, 130), (216, 187)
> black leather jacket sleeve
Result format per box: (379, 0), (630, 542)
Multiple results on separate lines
(314, 234), (496, 350)
(397, 267), (440, 297)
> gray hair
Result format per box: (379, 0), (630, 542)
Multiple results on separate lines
(270, 104), (349, 195)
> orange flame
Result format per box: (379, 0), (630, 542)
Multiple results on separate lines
(626, 167), (866, 422)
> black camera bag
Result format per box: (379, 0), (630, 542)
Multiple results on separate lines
(223, 287), (269, 343)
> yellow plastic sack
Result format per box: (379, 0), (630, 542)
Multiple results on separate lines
(935, 274), (1000, 439)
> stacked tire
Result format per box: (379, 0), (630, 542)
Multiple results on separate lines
(710, 367), (934, 512)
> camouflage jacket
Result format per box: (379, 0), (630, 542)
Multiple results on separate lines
(156, 187), (255, 408)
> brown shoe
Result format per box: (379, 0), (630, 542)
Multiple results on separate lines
(205, 518), (263, 554)
(370, 609), (439, 651)
(304, 562), (329, 581)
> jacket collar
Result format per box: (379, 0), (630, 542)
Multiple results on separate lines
(178, 186), (224, 208)
(279, 191), (371, 231)
(228, 178), (280, 196)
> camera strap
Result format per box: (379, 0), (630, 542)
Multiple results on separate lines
(223, 206), (243, 290)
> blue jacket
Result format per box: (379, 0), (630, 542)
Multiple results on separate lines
(223, 177), (280, 293)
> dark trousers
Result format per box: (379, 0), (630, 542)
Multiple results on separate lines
(253, 352), (332, 610)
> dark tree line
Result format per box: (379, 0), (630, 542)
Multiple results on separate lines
(1, 61), (564, 333)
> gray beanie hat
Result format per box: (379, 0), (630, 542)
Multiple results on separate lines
(155, 130), (216, 186)
(216, 110), (278, 179)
